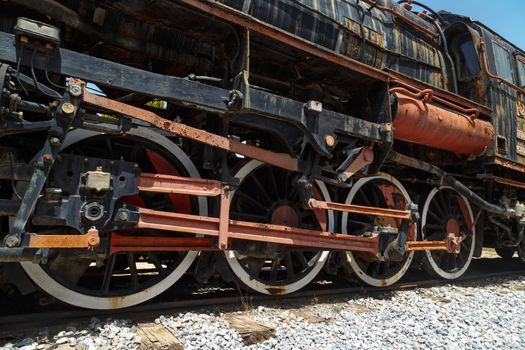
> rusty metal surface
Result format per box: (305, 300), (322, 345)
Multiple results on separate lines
(391, 81), (481, 118)
(473, 26), (523, 163)
(180, 0), (390, 82)
(137, 208), (380, 253)
(338, 147), (374, 181)
(389, 72), (493, 116)
(488, 175), (525, 190)
(81, 86), (300, 172)
(218, 187), (231, 250)
(393, 91), (494, 156)
(138, 173), (222, 196)
(109, 234), (216, 255)
(488, 157), (525, 173)
(308, 198), (411, 220)
(479, 40), (525, 96)
(28, 228), (100, 249)
(406, 241), (448, 251)
(406, 233), (465, 254)
(359, 0), (438, 39)
(180, 0), (493, 115)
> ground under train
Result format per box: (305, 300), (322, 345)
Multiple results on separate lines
(0, 0), (524, 309)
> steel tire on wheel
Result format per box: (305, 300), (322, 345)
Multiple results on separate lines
(421, 186), (475, 280)
(19, 127), (207, 309)
(341, 173), (415, 287)
(224, 160), (334, 295)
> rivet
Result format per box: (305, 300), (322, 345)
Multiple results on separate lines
(325, 135), (335, 147)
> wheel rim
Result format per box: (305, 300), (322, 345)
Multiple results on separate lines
(421, 186), (475, 279)
(224, 160), (333, 295)
(341, 173), (415, 287)
(20, 127), (207, 309)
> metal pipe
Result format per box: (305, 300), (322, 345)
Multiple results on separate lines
(359, 0), (439, 39)
(0, 199), (21, 216)
(0, 248), (47, 263)
(396, 0), (457, 93)
(18, 100), (49, 114)
(479, 40), (525, 95)
(388, 151), (507, 216)
(489, 216), (524, 248)
(442, 176), (506, 216)
(434, 20), (458, 94)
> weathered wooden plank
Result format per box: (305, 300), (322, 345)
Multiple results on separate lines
(137, 323), (183, 350)
(224, 315), (275, 345)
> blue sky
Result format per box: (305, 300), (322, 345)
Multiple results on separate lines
(421, 0), (525, 50)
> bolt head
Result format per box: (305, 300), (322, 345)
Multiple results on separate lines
(43, 154), (52, 163)
(324, 134), (335, 147)
(118, 211), (129, 221)
(69, 84), (82, 97)
(50, 137), (61, 147)
(61, 102), (75, 115)
(5, 235), (20, 248)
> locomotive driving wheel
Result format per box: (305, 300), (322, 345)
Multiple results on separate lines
(19, 127), (207, 309)
(341, 174), (415, 287)
(225, 160), (334, 295)
(421, 187), (475, 279)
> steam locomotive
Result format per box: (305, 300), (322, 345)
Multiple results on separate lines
(0, 0), (524, 309)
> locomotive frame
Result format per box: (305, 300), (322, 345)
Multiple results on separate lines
(0, 0), (524, 309)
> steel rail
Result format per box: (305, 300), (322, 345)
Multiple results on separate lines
(0, 264), (523, 337)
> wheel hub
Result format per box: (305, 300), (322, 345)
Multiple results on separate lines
(271, 204), (299, 226)
(446, 218), (460, 235)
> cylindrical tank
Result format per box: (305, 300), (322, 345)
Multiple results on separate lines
(393, 91), (494, 156)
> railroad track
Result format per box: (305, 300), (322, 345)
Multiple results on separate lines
(1, 257), (524, 341)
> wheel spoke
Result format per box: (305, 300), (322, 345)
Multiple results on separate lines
(284, 253), (294, 280)
(235, 190), (269, 213)
(249, 173), (273, 205)
(127, 253), (139, 288)
(101, 254), (117, 293)
(347, 219), (373, 227)
(269, 260), (279, 283)
(426, 230), (444, 241)
(428, 210), (442, 223)
(456, 251), (465, 269)
(293, 251), (310, 268)
(148, 253), (165, 276)
(430, 199), (446, 218)
(265, 167), (280, 200)
(437, 191), (450, 216)
(357, 189), (372, 207)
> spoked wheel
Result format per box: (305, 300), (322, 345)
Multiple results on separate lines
(421, 186), (475, 279)
(341, 173), (415, 287)
(225, 160), (334, 295)
(19, 127), (207, 309)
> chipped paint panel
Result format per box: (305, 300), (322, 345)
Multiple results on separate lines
(515, 96), (525, 162)
(386, 26), (444, 88)
(222, 0), (446, 88)
(477, 27), (520, 162)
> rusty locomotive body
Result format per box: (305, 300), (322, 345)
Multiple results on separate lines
(0, 0), (524, 309)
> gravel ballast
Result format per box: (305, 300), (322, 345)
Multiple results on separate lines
(2, 276), (525, 350)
